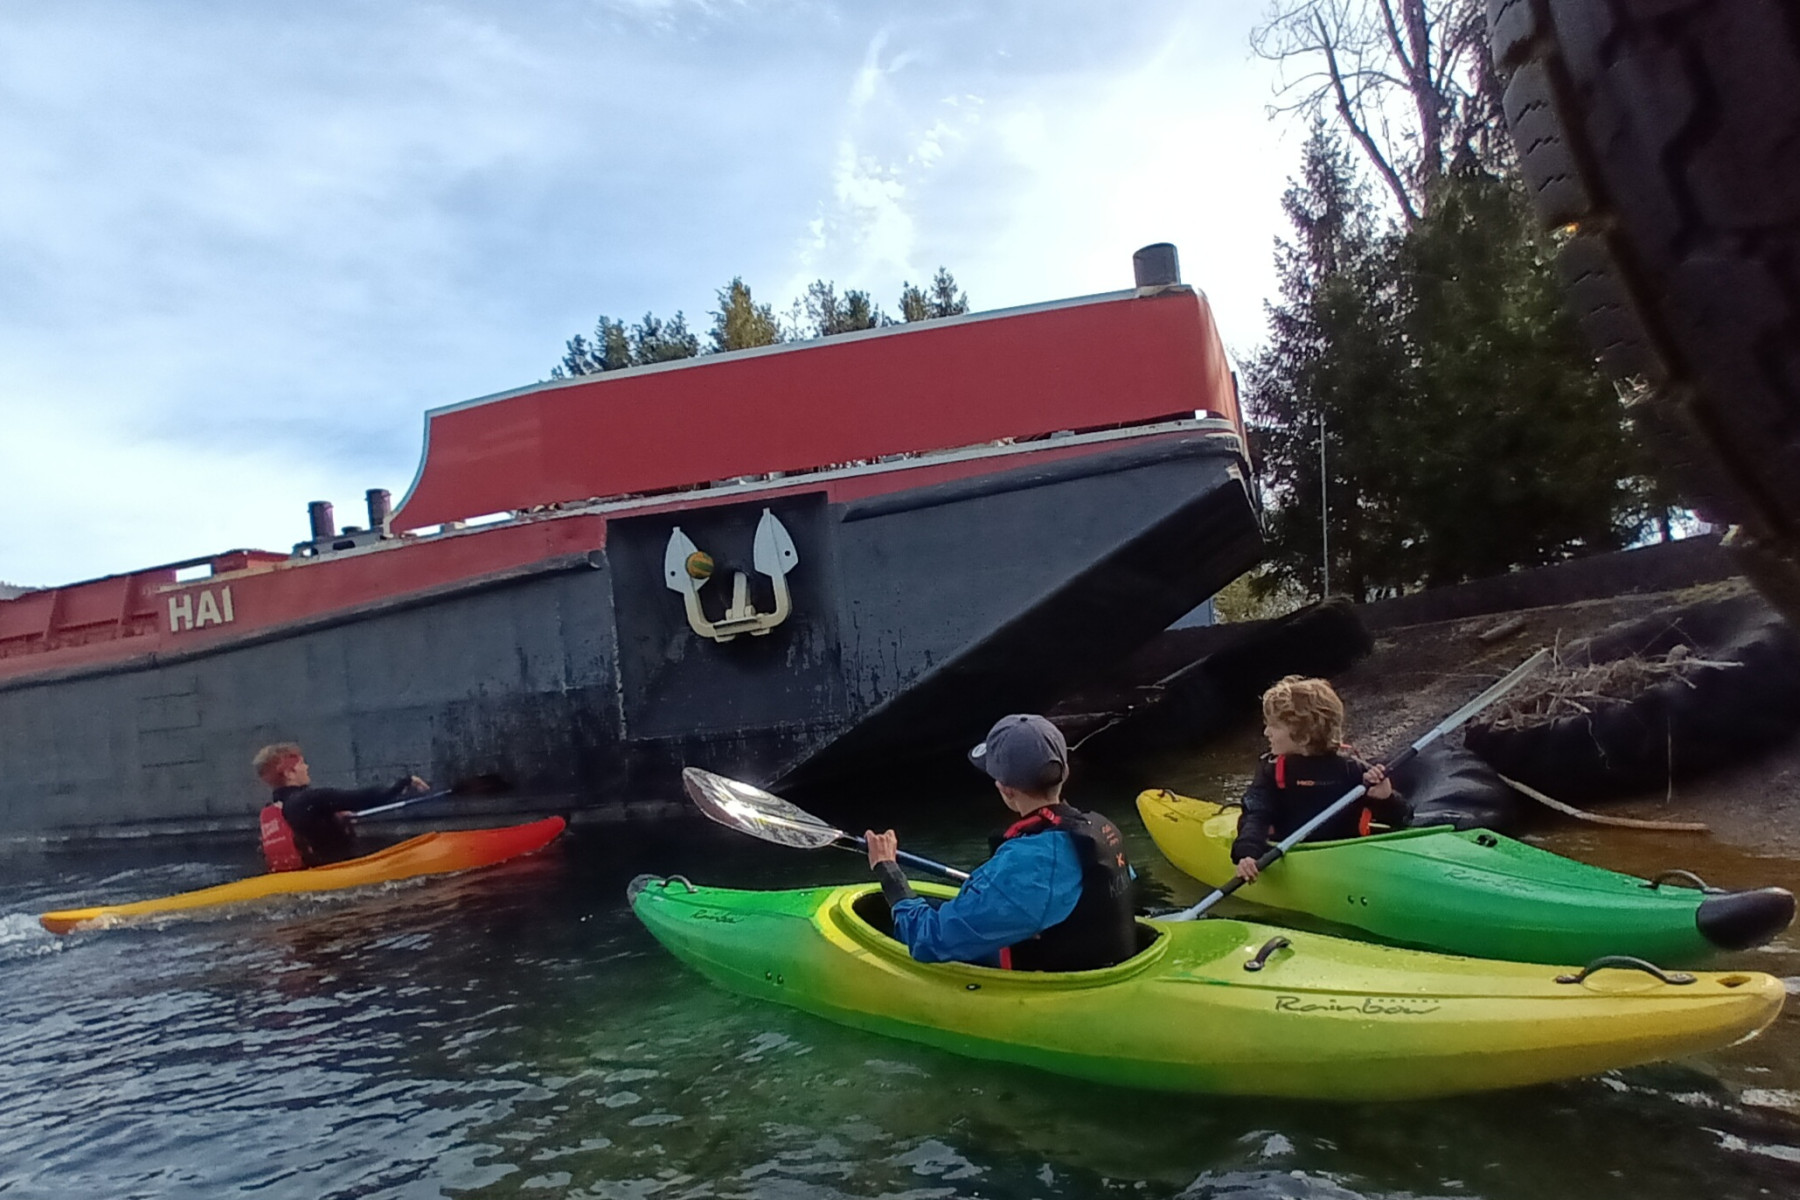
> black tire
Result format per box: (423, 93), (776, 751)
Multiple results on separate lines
(1488, 0), (1800, 622)
(1463, 594), (1800, 801)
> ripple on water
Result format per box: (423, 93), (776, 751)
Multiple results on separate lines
(0, 913), (61, 962)
(1176, 1171), (1404, 1200)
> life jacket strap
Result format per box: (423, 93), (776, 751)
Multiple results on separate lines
(1001, 806), (1063, 839)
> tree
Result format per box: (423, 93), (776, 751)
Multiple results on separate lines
(709, 277), (783, 352)
(634, 312), (702, 363)
(802, 280), (884, 336)
(552, 266), (971, 376)
(898, 267), (969, 322)
(1244, 125), (1661, 599)
(1388, 167), (1656, 584)
(551, 312), (694, 377)
(1251, 0), (1504, 222)
(551, 316), (633, 377)
(1244, 123), (1410, 602)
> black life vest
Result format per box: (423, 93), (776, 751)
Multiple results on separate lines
(1272, 751), (1375, 839)
(989, 804), (1136, 972)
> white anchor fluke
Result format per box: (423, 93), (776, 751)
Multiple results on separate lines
(753, 508), (799, 578)
(664, 527), (704, 594)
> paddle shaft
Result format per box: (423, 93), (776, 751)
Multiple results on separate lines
(1169, 649), (1549, 922)
(835, 833), (971, 883)
(352, 787), (451, 820)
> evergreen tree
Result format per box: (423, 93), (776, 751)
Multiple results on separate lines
(1245, 124), (1664, 599)
(595, 317), (633, 371)
(551, 313), (682, 376)
(1389, 167), (1654, 584)
(803, 280), (884, 336)
(709, 277), (783, 352)
(553, 267), (970, 377)
(633, 312), (701, 364)
(1244, 123), (1409, 602)
(551, 315), (633, 377)
(898, 267), (968, 322)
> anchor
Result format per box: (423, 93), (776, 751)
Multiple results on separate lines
(663, 508), (800, 642)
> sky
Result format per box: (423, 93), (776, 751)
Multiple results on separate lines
(0, 1), (1306, 588)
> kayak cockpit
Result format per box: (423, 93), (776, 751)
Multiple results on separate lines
(830, 883), (1169, 985)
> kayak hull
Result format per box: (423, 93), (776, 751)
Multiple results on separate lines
(1137, 789), (1794, 965)
(627, 875), (1783, 1101)
(39, 817), (566, 934)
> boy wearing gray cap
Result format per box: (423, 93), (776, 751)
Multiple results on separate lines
(864, 714), (1137, 971)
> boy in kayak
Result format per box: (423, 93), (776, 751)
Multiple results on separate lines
(863, 714), (1136, 971)
(253, 743), (429, 869)
(1232, 676), (1400, 882)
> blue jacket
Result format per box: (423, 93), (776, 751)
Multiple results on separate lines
(889, 831), (1083, 966)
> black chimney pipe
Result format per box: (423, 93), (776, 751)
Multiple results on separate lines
(1132, 243), (1181, 289)
(307, 501), (336, 541)
(365, 488), (392, 535)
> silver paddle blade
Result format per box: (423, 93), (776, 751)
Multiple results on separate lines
(681, 767), (845, 850)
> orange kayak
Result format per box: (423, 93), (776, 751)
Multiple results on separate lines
(39, 817), (565, 934)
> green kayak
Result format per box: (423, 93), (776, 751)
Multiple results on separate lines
(1138, 789), (1795, 965)
(627, 874), (1784, 1100)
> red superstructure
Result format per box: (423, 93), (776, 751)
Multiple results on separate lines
(392, 288), (1241, 530)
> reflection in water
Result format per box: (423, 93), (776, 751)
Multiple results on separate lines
(1, 764), (1798, 1199)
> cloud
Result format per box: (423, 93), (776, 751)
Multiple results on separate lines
(0, 1), (1297, 586)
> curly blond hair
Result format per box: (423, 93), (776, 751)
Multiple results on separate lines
(1260, 676), (1345, 755)
(252, 742), (302, 784)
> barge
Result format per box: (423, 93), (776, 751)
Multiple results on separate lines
(0, 247), (1261, 837)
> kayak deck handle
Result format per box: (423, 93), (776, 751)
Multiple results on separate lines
(1243, 936), (1292, 972)
(1555, 956), (1696, 986)
(667, 875), (698, 893)
(1642, 869), (1723, 894)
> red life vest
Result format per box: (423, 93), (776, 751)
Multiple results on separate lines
(259, 803), (306, 873)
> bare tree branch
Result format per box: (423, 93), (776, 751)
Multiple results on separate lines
(1253, 0), (1501, 220)
(1320, 22), (1420, 221)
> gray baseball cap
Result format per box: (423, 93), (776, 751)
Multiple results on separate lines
(967, 714), (1068, 791)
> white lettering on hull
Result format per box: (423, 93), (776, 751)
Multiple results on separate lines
(167, 586), (235, 633)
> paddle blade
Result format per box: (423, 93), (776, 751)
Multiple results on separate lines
(681, 768), (845, 850)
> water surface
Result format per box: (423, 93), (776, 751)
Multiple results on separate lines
(4, 757), (1799, 1199)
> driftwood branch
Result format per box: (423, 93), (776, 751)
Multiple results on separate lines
(1499, 775), (1710, 833)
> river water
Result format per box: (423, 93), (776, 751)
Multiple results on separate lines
(4, 749), (1800, 1200)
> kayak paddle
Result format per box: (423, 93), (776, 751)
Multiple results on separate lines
(351, 773), (510, 821)
(681, 767), (972, 882)
(1166, 647), (1550, 922)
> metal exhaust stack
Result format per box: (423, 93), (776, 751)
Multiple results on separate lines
(365, 489), (392, 536)
(1133, 243), (1181, 295)
(307, 501), (336, 541)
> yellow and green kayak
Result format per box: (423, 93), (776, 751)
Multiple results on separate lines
(627, 874), (1783, 1100)
(1136, 789), (1795, 965)
(39, 816), (566, 934)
